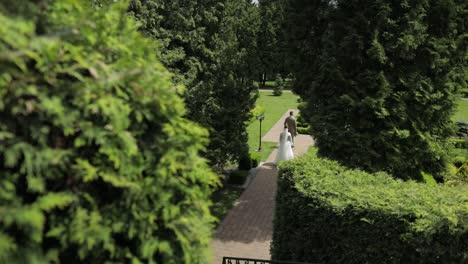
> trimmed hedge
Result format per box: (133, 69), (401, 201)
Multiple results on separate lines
(239, 153), (253, 170)
(228, 170), (249, 185)
(272, 152), (468, 263)
(250, 152), (262, 168)
(297, 126), (310, 135)
(0, 1), (218, 263)
(239, 152), (262, 170)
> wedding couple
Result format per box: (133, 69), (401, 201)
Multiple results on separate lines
(274, 111), (297, 164)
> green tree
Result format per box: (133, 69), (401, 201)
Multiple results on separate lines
(257, 0), (287, 86)
(282, 0), (332, 98)
(0, 1), (217, 263)
(273, 74), (284, 96)
(287, 0), (466, 181)
(128, 0), (260, 166)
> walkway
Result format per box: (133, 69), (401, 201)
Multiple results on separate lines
(211, 111), (314, 263)
(262, 108), (298, 142)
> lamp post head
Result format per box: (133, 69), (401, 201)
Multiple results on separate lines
(257, 113), (265, 121)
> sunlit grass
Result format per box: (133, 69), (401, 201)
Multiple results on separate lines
(247, 91), (299, 161)
(453, 99), (468, 122)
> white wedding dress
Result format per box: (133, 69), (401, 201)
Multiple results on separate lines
(274, 129), (294, 164)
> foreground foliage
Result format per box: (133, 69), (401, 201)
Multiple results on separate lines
(0, 1), (217, 263)
(285, 0), (467, 181)
(272, 152), (468, 263)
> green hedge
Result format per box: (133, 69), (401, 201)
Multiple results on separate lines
(250, 152), (262, 168)
(451, 137), (468, 149)
(297, 126), (310, 135)
(272, 152), (468, 263)
(239, 152), (262, 170)
(228, 170), (249, 185)
(0, 1), (218, 263)
(461, 88), (468, 98)
(239, 153), (253, 170)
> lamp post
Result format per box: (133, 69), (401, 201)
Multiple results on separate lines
(257, 113), (265, 151)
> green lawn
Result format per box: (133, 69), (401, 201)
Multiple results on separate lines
(453, 99), (468, 122)
(247, 91), (299, 161)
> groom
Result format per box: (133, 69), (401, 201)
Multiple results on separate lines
(284, 111), (298, 146)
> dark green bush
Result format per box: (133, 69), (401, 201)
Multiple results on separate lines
(228, 170), (249, 185)
(461, 88), (468, 98)
(297, 126), (310, 135)
(272, 152), (468, 264)
(0, 1), (218, 263)
(452, 137), (468, 149)
(273, 74), (284, 96)
(238, 153), (253, 170)
(239, 152), (262, 170)
(295, 113), (304, 125)
(456, 122), (468, 138)
(453, 156), (467, 167)
(250, 152), (262, 168)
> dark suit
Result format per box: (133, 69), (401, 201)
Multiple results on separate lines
(284, 116), (298, 143)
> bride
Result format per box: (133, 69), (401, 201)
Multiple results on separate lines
(275, 125), (294, 164)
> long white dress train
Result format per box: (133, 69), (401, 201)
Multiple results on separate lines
(275, 129), (294, 164)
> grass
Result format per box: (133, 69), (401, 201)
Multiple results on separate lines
(254, 142), (279, 161)
(210, 186), (243, 226)
(247, 91), (299, 161)
(254, 80), (293, 89)
(453, 99), (468, 122)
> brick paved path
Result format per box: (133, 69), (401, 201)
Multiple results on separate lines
(211, 111), (314, 263)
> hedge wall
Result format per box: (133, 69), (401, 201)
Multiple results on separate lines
(0, 1), (218, 263)
(272, 152), (468, 263)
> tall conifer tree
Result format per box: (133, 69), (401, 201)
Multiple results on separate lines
(286, 0), (466, 181)
(257, 0), (287, 86)
(128, 0), (260, 166)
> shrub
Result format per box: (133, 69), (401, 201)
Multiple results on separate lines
(462, 88), (468, 98)
(273, 74), (284, 96)
(239, 152), (262, 170)
(296, 113), (308, 127)
(446, 162), (468, 186)
(0, 1), (218, 263)
(238, 153), (253, 170)
(297, 126), (310, 135)
(456, 122), (468, 138)
(250, 152), (262, 168)
(453, 156), (467, 167)
(227, 170), (249, 185)
(272, 152), (468, 264)
(457, 164), (468, 180)
(451, 137), (468, 149)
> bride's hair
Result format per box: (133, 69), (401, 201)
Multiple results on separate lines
(284, 124), (288, 129)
